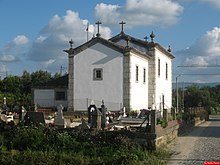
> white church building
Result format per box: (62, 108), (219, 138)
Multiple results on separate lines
(65, 24), (174, 112)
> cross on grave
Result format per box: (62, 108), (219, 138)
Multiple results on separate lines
(96, 21), (102, 37)
(119, 21), (126, 32)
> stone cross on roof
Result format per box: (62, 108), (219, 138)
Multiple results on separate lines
(119, 21), (126, 32)
(144, 36), (149, 42)
(96, 21), (102, 37)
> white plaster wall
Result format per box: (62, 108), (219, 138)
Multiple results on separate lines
(34, 89), (68, 108)
(154, 49), (172, 110)
(73, 43), (123, 110)
(34, 89), (54, 107)
(54, 100), (68, 108)
(130, 53), (148, 111)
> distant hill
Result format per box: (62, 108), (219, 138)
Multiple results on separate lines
(172, 82), (220, 90)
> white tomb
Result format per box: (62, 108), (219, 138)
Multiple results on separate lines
(54, 104), (66, 128)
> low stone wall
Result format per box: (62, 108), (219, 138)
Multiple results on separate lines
(155, 120), (179, 148)
(154, 117), (206, 149)
(194, 117), (205, 126)
(122, 120), (180, 150)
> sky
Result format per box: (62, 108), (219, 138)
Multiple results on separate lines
(1, 0), (220, 83)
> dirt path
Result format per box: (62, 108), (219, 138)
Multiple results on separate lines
(166, 120), (214, 165)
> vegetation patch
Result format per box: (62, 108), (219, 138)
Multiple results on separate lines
(0, 125), (168, 164)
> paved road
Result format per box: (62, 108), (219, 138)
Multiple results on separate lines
(167, 115), (220, 165)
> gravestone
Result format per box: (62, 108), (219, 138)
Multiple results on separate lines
(100, 100), (107, 129)
(54, 104), (66, 128)
(19, 106), (27, 122)
(91, 108), (102, 130)
(24, 112), (45, 125)
(88, 104), (97, 127)
(122, 107), (127, 117)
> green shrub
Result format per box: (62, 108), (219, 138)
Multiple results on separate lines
(0, 125), (169, 164)
(157, 119), (168, 128)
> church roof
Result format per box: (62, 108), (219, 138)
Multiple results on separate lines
(65, 36), (125, 56)
(110, 32), (148, 48)
(110, 32), (175, 59)
(64, 35), (151, 59)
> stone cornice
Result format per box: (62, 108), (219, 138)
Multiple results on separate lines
(64, 36), (152, 60)
(155, 43), (175, 59)
(64, 37), (125, 57)
(110, 32), (175, 59)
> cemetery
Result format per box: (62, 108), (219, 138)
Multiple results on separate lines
(0, 102), (170, 164)
(0, 92), (209, 165)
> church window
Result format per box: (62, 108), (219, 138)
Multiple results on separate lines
(136, 65), (139, 82)
(143, 68), (146, 83)
(158, 58), (160, 77)
(93, 68), (103, 80)
(166, 63), (168, 80)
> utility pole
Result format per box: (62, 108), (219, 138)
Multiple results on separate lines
(176, 75), (181, 119)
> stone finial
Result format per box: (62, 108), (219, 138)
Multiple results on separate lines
(69, 39), (74, 48)
(150, 31), (155, 43)
(168, 45), (172, 52)
(126, 36), (131, 47)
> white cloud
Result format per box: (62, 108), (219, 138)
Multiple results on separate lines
(95, 3), (121, 25)
(95, 0), (183, 27)
(0, 64), (7, 73)
(0, 35), (29, 64)
(13, 35), (29, 45)
(174, 0), (220, 9)
(41, 59), (56, 68)
(0, 54), (17, 62)
(200, 0), (220, 9)
(174, 27), (220, 82)
(184, 56), (208, 66)
(177, 27), (220, 65)
(28, 10), (111, 65)
(36, 36), (47, 43)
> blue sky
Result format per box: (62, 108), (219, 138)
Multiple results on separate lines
(1, 0), (220, 83)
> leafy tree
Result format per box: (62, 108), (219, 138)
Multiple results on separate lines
(1, 76), (21, 94)
(20, 70), (31, 94)
(30, 70), (52, 87)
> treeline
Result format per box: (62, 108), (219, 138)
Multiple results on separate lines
(174, 84), (220, 115)
(0, 70), (61, 107)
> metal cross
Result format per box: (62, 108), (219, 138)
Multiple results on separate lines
(96, 21), (102, 37)
(69, 39), (74, 48)
(119, 21), (126, 32)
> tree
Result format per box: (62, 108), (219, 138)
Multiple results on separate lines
(31, 70), (52, 87)
(21, 70), (31, 94)
(2, 76), (21, 94)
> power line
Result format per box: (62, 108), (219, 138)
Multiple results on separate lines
(177, 65), (220, 67)
(173, 73), (220, 76)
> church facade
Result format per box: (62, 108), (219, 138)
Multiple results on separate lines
(65, 28), (174, 112)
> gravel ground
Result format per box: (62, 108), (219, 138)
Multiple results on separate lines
(166, 116), (220, 165)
